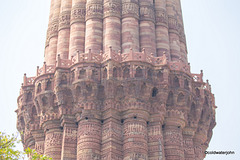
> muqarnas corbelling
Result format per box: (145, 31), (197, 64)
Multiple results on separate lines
(16, 0), (216, 160)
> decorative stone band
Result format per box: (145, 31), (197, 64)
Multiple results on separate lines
(178, 23), (186, 43)
(58, 11), (71, 30)
(85, 1), (103, 21)
(183, 127), (196, 137)
(168, 15), (179, 34)
(48, 18), (59, 39)
(194, 132), (208, 145)
(122, 1), (139, 19)
(103, 0), (121, 19)
(165, 109), (187, 128)
(40, 113), (60, 127)
(71, 4), (86, 24)
(155, 9), (168, 27)
(45, 29), (50, 47)
(139, 3), (155, 22)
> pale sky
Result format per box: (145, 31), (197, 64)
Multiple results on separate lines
(0, 0), (239, 159)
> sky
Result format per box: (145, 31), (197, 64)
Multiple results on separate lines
(0, 0), (239, 160)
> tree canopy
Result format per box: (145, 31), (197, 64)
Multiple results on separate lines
(0, 132), (52, 160)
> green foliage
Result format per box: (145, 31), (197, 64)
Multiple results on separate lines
(0, 132), (22, 160)
(0, 132), (52, 160)
(25, 148), (52, 160)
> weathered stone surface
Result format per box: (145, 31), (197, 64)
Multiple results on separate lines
(17, 0), (216, 160)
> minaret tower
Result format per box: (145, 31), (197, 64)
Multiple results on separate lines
(16, 0), (216, 160)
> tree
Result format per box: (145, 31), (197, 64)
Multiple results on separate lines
(0, 132), (52, 160)
(0, 132), (22, 160)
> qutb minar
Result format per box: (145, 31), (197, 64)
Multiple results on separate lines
(16, 0), (216, 159)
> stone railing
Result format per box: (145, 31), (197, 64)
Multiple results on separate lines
(169, 61), (190, 73)
(21, 49), (195, 87)
(192, 70), (203, 83)
(37, 62), (56, 76)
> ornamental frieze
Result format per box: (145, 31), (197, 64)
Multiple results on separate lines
(122, 2), (139, 19)
(48, 18), (59, 38)
(140, 4), (155, 22)
(45, 132), (62, 147)
(71, 4), (86, 24)
(129, 153), (148, 160)
(58, 11), (71, 30)
(168, 16), (179, 31)
(103, 1), (121, 18)
(164, 130), (183, 146)
(86, 3), (103, 20)
(155, 9), (168, 27)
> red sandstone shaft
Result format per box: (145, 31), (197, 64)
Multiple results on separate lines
(85, 0), (103, 53)
(47, 0), (61, 65)
(121, 0), (140, 53)
(69, 0), (86, 58)
(139, 0), (156, 56)
(57, 0), (72, 59)
(103, 0), (121, 54)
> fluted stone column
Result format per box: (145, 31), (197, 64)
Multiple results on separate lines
(176, 0), (187, 63)
(69, 0), (86, 58)
(47, 0), (61, 65)
(182, 127), (196, 160)
(43, 120), (63, 160)
(101, 109), (123, 159)
(24, 134), (35, 150)
(148, 113), (165, 160)
(121, 0), (140, 53)
(163, 110), (185, 160)
(155, 0), (170, 58)
(31, 129), (45, 155)
(123, 110), (149, 160)
(193, 133), (207, 160)
(61, 116), (77, 160)
(85, 0), (103, 53)
(44, 0), (55, 64)
(77, 110), (102, 160)
(139, 0), (156, 55)
(166, 0), (181, 61)
(57, 0), (72, 59)
(103, 0), (121, 54)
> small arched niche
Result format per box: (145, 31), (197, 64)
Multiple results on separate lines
(42, 96), (48, 106)
(123, 67), (130, 79)
(79, 69), (86, 79)
(103, 68), (107, 79)
(37, 83), (42, 93)
(116, 85), (124, 98)
(45, 79), (51, 90)
(135, 67), (143, 78)
(60, 74), (67, 85)
(184, 79), (189, 90)
(195, 88), (200, 97)
(151, 87), (158, 97)
(157, 70), (164, 81)
(113, 67), (118, 78)
(166, 91), (174, 107)
(147, 69), (153, 80)
(177, 93), (185, 104)
(173, 76), (180, 88)
(26, 92), (32, 102)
